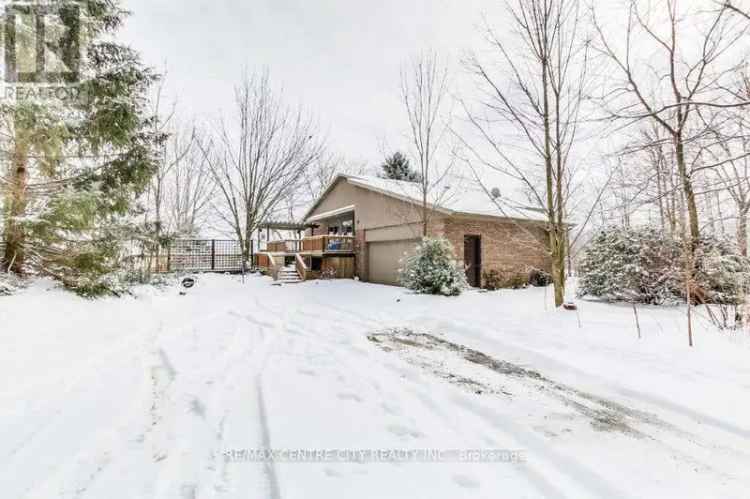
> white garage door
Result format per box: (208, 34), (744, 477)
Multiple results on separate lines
(367, 239), (420, 286)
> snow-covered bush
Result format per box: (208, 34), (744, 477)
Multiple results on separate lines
(69, 270), (137, 298)
(693, 236), (750, 306)
(577, 226), (682, 304)
(399, 237), (468, 296)
(529, 269), (552, 287)
(0, 272), (23, 296)
(68, 268), (171, 298)
(482, 269), (527, 290)
(579, 227), (750, 307)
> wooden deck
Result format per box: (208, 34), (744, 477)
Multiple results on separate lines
(267, 235), (355, 255)
(256, 235), (356, 281)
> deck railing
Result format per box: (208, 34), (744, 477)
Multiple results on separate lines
(267, 235), (356, 254)
(267, 239), (302, 253)
(302, 235), (355, 253)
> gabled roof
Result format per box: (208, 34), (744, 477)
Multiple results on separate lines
(303, 174), (550, 224)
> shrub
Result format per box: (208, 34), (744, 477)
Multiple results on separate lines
(68, 270), (136, 298)
(400, 237), (468, 296)
(483, 268), (550, 291)
(0, 272), (23, 296)
(529, 269), (552, 287)
(693, 236), (750, 306)
(505, 274), (529, 289)
(577, 226), (682, 304)
(482, 269), (505, 290)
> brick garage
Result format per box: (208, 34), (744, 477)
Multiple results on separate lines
(442, 216), (552, 287)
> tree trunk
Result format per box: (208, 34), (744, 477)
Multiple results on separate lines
(675, 135), (701, 246)
(738, 208), (748, 257)
(552, 233), (566, 307)
(541, 60), (565, 308)
(2, 142), (30, 274)
(422, 191), (428, 238)
(656, 159), (666, 232)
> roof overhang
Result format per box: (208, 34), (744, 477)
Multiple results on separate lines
(258, 221), (311, 231)
(306, 204), (356, 223)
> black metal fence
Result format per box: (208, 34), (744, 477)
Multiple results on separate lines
(128, 239), (249, 274)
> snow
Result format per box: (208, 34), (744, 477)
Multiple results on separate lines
(1, 275), (749, 498)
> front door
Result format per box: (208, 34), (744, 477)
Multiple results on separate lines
(464, 235), (482, 287)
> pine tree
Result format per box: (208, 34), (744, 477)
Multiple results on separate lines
(577, 226), (682, 305)
(380, 152), (421, 182)
(399, 237), (468, 296)
(0, 1), (160, 294)
(578, 226), (750, 307)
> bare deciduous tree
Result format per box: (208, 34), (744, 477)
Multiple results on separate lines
(200, 71), (322, 260)
(592, 0), (750, 249)
(163, 127), (214, 236)
(461, 0), (590, 307)
(706, 109), (750, 255)
(401, 51), (455, 237)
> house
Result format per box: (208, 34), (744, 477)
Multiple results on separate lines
(256, 174), (552, 287)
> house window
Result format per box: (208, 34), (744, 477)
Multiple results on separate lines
(325, 212), (355, 236)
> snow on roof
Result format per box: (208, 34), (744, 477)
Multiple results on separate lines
(317, 174), (549, 223)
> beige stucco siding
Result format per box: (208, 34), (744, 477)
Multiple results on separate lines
(307, 179), (426, 235)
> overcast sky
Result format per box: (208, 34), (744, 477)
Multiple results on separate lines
(120, 0), (503, 167)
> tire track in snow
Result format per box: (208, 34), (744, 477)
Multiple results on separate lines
(256, 379), (281, 499)
(271, 294), (569, 497)
(429, 318), (750, 465)
(225, 300), (284, 499)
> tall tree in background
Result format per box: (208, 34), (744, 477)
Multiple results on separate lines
(592, 0), (749, 250)
(200, 71), (322, 261)
(143, 79), (213, 241)
(401, 52), (455, 236)
(380, 152), (420, 182)
(0, 1), (159, 292)
(462, 0), (589, 307)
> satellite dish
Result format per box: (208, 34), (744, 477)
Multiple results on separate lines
(490, 187), (501, 199)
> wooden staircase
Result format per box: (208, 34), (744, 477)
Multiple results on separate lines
(277, 266), (302, 284)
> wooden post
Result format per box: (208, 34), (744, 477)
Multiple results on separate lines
(250, 240), (254, 266)
(632, 302), (642, 339)
(211, 239), (216, 271)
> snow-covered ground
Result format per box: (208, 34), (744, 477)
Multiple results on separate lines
(1, 275), (749, 499)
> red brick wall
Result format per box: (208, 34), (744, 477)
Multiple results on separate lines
(440, 217), (551, 286)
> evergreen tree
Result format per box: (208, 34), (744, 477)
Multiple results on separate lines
(578, 226), (750, 306)
(0, 1), (160, 294)
(380, 152), (421, 182)
(577, 226), (682, 304)
(399, 237), (468, 296)
(693, 235), (750, 306)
